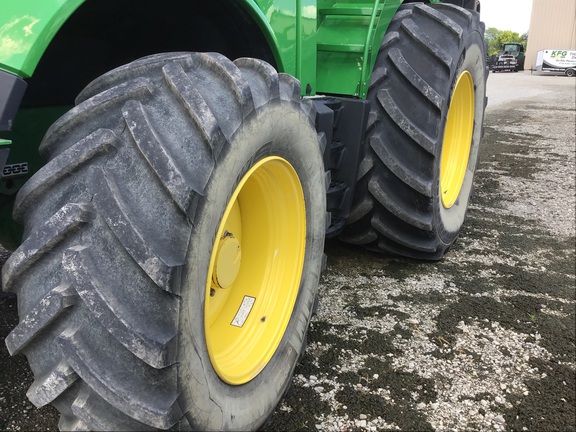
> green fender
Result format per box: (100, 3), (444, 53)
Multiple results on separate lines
(0, 0), (315, 84)
(0, 0), (84, 76)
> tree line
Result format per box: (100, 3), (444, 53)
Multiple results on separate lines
(485, 28), (528, 55)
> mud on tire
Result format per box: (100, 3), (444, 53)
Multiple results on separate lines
(340, 3), (487, 260)
(3, 53), (326, 431)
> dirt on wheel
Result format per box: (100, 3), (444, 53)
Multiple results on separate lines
(1, 73), (575, 431)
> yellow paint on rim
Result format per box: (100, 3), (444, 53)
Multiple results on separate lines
(204, 156), (306, 385)
(440, 70), (475, 209)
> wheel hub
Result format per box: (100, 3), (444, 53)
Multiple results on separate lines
(440, 70), (475, 209)
(212, 233), (241, 289)
(204, 156), (306, 385)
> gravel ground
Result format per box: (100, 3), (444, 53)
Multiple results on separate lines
(1, 72), (575, 431)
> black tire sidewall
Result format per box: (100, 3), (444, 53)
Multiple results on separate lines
(435, 28), (486, 246)
(341, 5), (487, 259)
(177, 103), (325, 430)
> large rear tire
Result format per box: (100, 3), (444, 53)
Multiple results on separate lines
(3, 53), (326, 430)
(340, 3), (487, 260)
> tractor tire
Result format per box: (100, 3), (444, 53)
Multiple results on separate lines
(340, 3), (487, 260)
(3, 53), (326, 431)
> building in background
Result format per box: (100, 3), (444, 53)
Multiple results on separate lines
(525, 0), (576, 70)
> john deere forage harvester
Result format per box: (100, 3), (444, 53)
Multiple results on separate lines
(0, 1), (486, 429)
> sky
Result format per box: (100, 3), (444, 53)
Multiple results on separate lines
(479, 0), (534, 34)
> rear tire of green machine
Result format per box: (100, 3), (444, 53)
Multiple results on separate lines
(2, 53), (326, 431)
(340, 3), (487, 260)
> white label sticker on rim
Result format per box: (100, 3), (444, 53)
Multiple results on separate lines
(231, 296), (256, 327)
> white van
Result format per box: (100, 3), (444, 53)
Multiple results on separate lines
(535, 50), (576, 77)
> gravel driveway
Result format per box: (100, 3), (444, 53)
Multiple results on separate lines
(1, 72), (575, 431)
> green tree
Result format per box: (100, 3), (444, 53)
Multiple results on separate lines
(485, 27), (500, 48)
(484, 28), (525, 55)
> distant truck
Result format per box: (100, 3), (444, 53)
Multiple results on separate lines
(535, 49), (576, 77)
(491, 53), (519, 72)
(502, 42), (525, 70)
(489, 42), (525, 72)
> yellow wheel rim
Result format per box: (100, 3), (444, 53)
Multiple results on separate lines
(204, 156), (306, 385)
(440, 70), (475, 209)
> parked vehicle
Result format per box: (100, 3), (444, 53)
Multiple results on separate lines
(535, 49), (576, 76)
(489, 42), (525, 72)
(502, 42), (525, 70)
(0, 1), (487, 430)
(491, 53), (519, 72)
